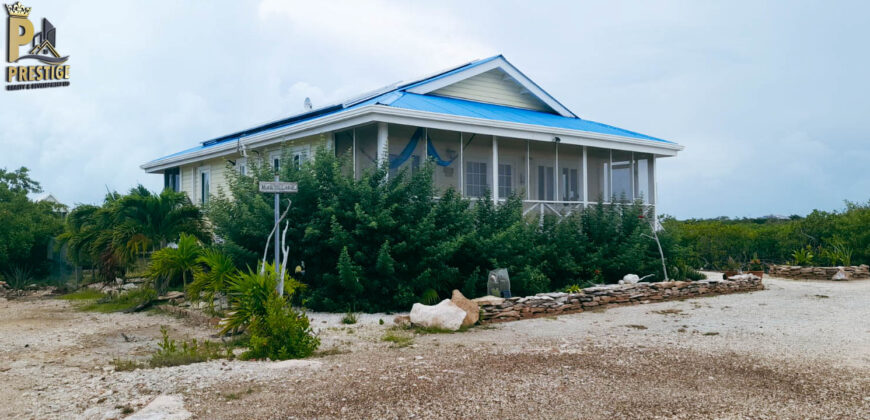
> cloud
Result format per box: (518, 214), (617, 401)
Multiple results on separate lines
(257, 0), (493, 73)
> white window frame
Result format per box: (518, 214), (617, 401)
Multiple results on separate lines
(465, 160), (488, 198)
(196, 166), (211, 205)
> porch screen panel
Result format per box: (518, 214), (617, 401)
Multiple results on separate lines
(462, 134), (492, 198)
(558, 144), (582, 202)
(388, 124), (425, 178)
(611, 150), (633, 202)
(633, 153), (654, 204)
(497, 137), (526, 199)
(587, 148), (610, 202)
(354, 124), (379, 178)
(334, 130), (354, 177)
(529, 141), (556, 201)
(428, 128), (461, 194)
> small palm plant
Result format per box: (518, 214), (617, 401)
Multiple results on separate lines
(149, 233), (202, 293)
(188, 248), (237, 311)
(220, 263), (304, 335)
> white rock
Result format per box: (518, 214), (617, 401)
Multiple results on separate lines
(471, 295), (504, 306)
(621, 274), (640, 284)
(409, 299), (467, 331)
(126, 395), (192, 420)
(832, 269), (849, 281)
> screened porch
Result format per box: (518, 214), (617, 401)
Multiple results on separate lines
(333, 123), (656, 217)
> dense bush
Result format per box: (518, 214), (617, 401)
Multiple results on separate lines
(662, 200), (870, 269)
(207, 147), (680, 312)
(0, 167), (65, 282)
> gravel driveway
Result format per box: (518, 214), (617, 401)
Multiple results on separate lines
(1, 275), (867, 419)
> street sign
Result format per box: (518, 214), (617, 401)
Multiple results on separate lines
(259, 181), (298, 193)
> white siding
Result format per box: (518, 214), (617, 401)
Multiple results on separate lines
(431, 68), (553, 112)
(176, 134), (328, 205)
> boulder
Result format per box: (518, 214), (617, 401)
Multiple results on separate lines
(472, 295), (505, 306)
(410, 299), (467, 331)
(619, 274), (640, 284)
(450, 290), (479, 327)
(393, 315), (411, 327)
(832, 269), (850, 281)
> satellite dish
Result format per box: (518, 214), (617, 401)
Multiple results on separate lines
(303, 97), (313, 111)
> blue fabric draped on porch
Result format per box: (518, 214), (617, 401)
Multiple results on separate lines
(389, 128), (457, 169)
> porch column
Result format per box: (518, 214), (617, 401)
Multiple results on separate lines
(459, 133), (464, 196)
(492, 136), (499, 204)
(352, 128), (357, 179)
(582, 146), (588, 205)
(377, 122), (388, 170)
(526, 140), (531, 200)
(554, 139), (559, 201)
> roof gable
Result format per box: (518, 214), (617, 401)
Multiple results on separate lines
(429, 68), (552, 113)
(404, 55), (576, 118)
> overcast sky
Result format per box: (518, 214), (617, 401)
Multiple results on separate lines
(2, 0), (867, 219)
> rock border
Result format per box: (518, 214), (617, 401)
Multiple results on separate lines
(769, 264), (869, 281)
(478, 277), (764, 323)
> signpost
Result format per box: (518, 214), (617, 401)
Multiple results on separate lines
(260, 178), (298, 290)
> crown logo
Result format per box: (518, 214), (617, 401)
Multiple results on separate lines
(5, 2), (31, 18)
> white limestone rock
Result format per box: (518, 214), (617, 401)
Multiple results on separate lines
(410, 299), (467, 331)
(619, 274), (640, 284)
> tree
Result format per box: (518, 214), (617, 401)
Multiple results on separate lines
(58, 185), (208, 282)
(0, 167), (64, 281)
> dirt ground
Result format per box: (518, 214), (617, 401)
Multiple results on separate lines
(1, 275), (868, 419)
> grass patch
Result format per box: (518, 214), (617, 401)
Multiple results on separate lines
(81, 288), (157, 313)
(149, 326), (232, 368)
(625, 324), (648, 330)
(382, 330), (414, 348)
(702, 331), (720, 336)
(340, 311), (358, 325)
(111, 358), (145, 371)
(814, 294), (830, 299)
(60, 289), (106, 301)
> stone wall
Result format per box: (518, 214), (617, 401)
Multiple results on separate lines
(769, 264), (870, 280)
(478, 277), (763, 323)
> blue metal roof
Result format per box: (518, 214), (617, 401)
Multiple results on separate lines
(386, 93), (671, 143)
(146, 55), (669, 165)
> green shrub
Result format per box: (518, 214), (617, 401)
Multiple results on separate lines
(243, 294), (319, 360)
(340, 311), (358, 325)
(204, 147), (694, 311)
(381, 330), (414, 348)
(150, 326), (230, 368)
(220, 266), (279, 335)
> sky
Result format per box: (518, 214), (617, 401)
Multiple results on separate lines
(1, 0), (868, 219)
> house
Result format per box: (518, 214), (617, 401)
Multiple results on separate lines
(141, 55), (683, 217)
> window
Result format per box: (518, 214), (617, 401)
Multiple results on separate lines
(163, 167), (180, 192)
(197, 167), (210, 204)
(465, 161), (488, 198)
(537, 166), (554, 201)
(498, 164), (513, 198)
(611, 150), (632, 202)
(291, 146), (309, 169)
(237, 158), (247, 176)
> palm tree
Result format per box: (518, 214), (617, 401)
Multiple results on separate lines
(149, 233), (202, 293)
(57, 186), (208, 283)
